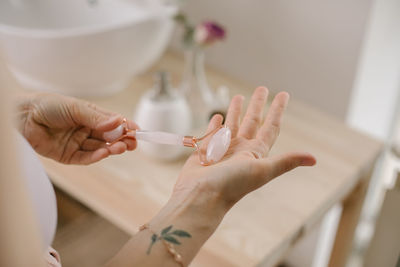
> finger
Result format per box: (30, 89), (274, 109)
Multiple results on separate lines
(238, 87), (269, 139)
(96, 114), (124, 132)
(258, 152), (316, 181)
(81, 136), (135, 153)
(207, 114), (224, 132)
(107, 141), (128, 155)
(186, 114), (223, 163)
(125, 119), (140, 130)
(125, 120), (139, 150)
(91, 129), (110, 141)
(81, 138), (106, 151)
(70, 148), (110, 165)
(71, 101), (124, 132)
(225, 95), (244, 137)
(84, 134), (135, 152)
(257, 92), (289, 149)
(198, 114), (224, 155)
(123, 138), (137, 151)
(92, 118), (140, 141)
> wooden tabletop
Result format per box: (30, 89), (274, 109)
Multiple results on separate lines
(39, 51), (382, 266)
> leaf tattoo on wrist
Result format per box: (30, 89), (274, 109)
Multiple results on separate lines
(146, 225), (191, 255)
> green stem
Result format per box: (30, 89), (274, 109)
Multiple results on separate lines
(146, 240), (155, 255)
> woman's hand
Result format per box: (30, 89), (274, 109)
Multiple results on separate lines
(107, 87), (316, 267)
(174, 87), (316, 208)
(16, 92), (138, 165)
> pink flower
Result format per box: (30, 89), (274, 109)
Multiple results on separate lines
(194, 21), (226, 46)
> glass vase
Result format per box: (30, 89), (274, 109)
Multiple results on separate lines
(179, 47), (215, 130)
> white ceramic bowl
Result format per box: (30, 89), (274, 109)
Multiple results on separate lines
(0, 0), (177, 97)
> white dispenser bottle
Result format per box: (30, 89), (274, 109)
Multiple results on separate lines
(134, 72), (192, 160)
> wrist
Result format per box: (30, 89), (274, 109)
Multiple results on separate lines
(142, 184), (227, 266)
(107, 184), (228, 267)
(151, 183), (227, 233)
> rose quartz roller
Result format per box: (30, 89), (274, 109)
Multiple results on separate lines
(103, 119), (231, 165)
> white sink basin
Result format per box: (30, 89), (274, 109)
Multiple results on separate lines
(0, 0), (177, 97)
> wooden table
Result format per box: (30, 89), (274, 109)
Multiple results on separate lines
(39, 51), (381, 267)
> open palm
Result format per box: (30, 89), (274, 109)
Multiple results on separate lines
(174, 87), (316, 206)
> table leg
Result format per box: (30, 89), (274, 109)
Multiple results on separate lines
(328, 172), (371, 267)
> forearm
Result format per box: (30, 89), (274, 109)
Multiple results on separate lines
(0, 62), (46, 266)
(106, 185), (228, 267)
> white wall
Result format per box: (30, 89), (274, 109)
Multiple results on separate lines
(171, 0), (373, 119)
(346, 0), (400, 140)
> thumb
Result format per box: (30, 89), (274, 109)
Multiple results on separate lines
(71, 101), (123, 131)
(260, 152), (316, 180)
